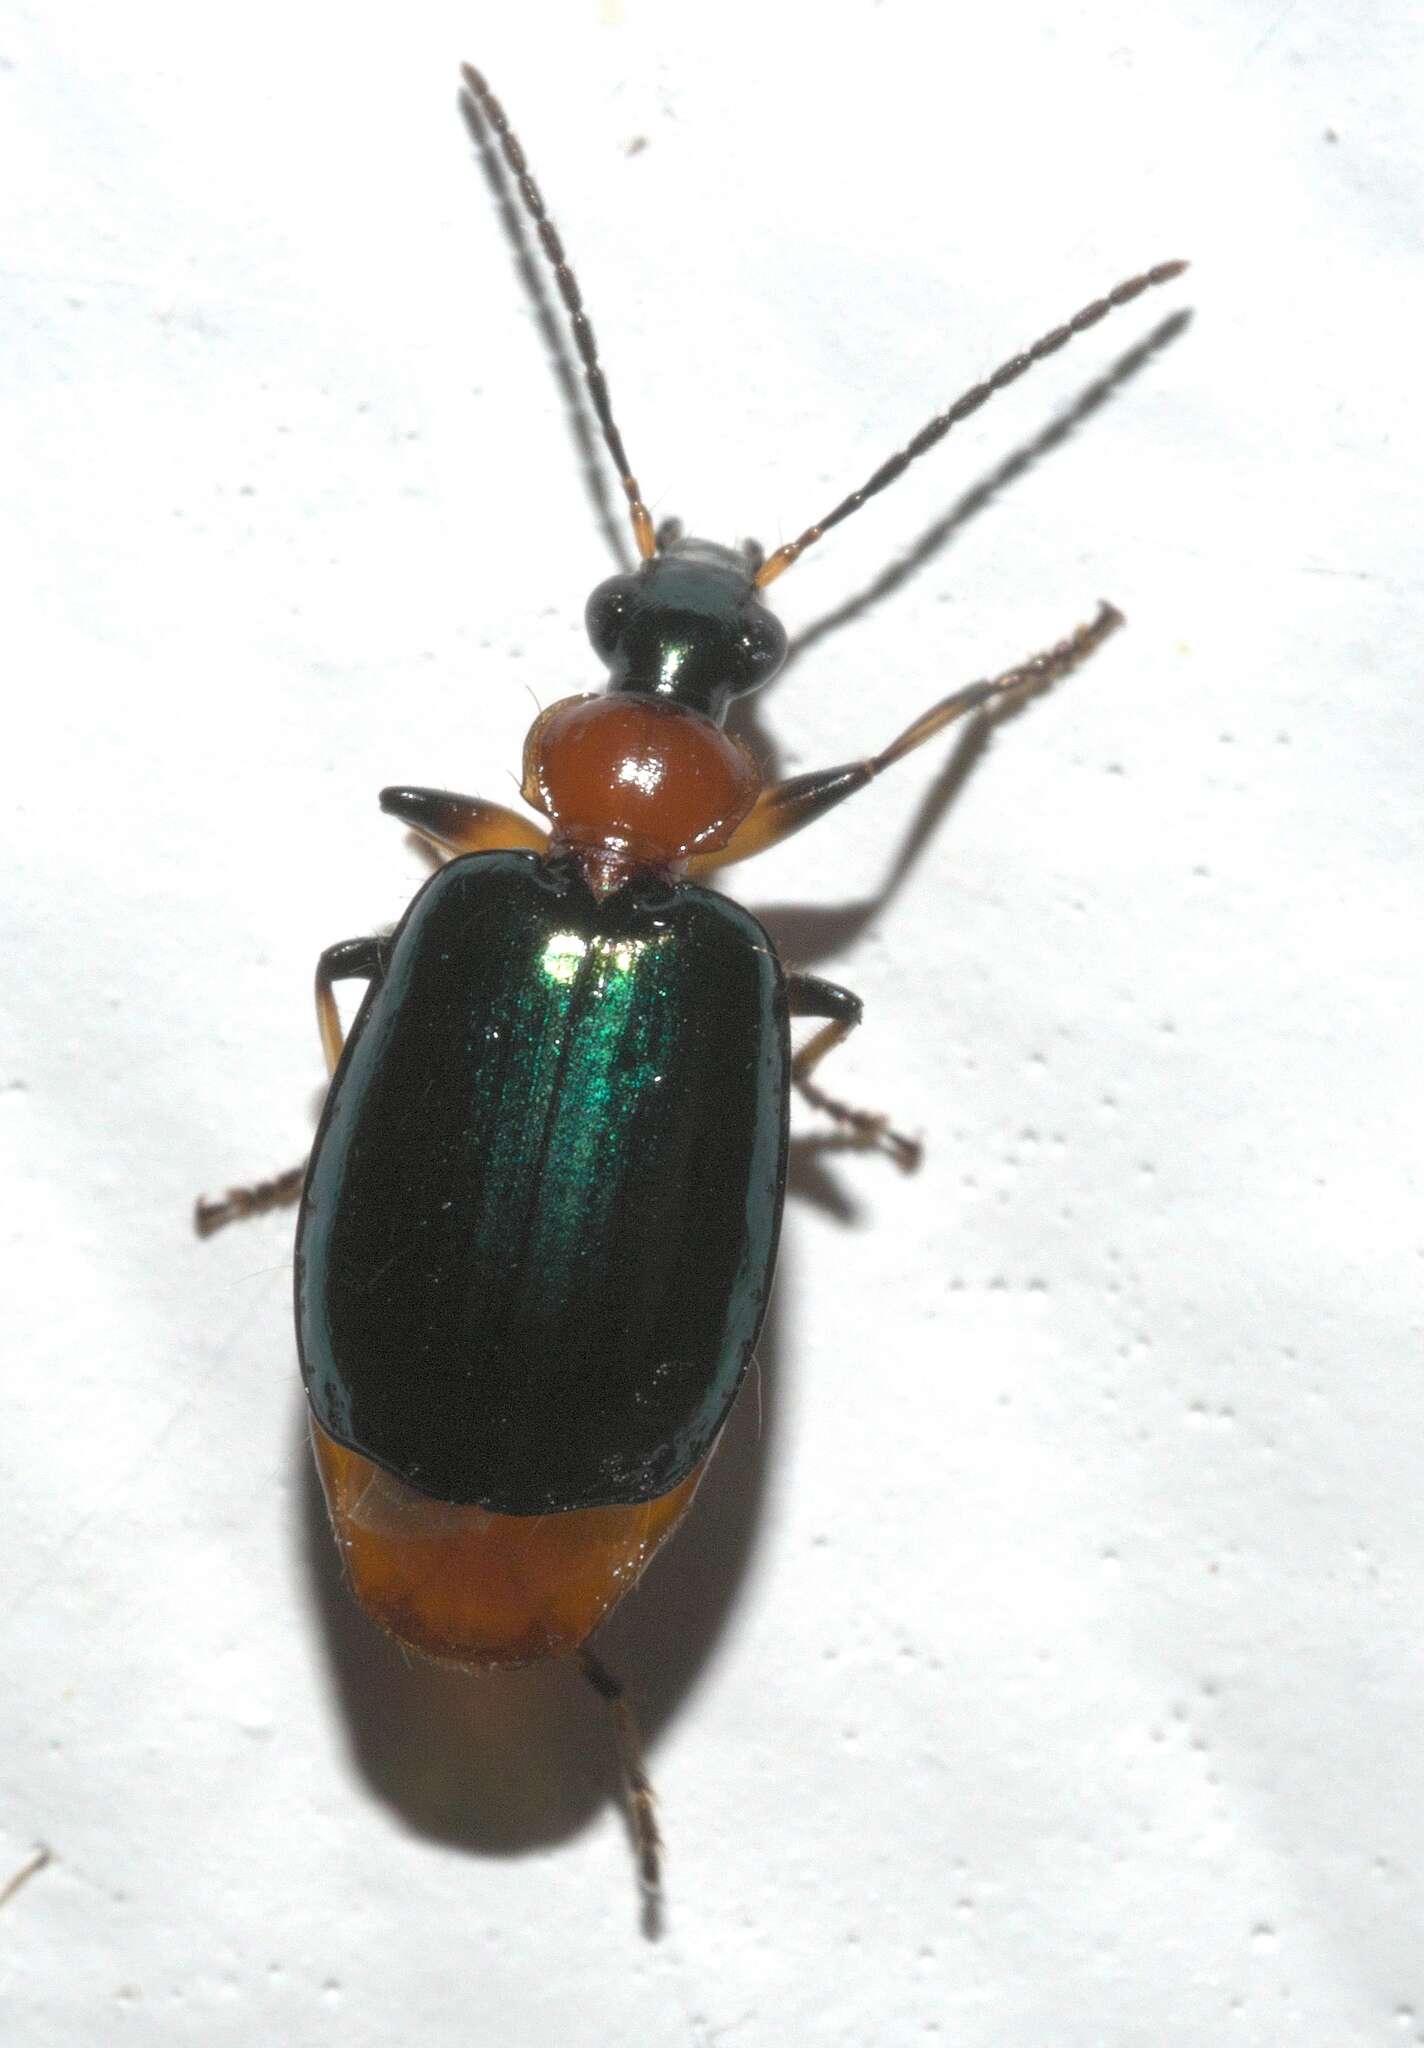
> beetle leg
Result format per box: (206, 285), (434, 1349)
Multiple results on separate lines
(0, 1845), (50, 1911)
(576, 1646), (661, 1902)
(380, 786), (548, 859)
(314, 934), (388, 1076)
(689, 601), (1122, 874)
(787, 973), (921, 1172)
(193, 936), (387, 1237)
(193, 1161), (307, 1238)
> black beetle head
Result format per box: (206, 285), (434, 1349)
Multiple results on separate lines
(586, 537), (788, 725)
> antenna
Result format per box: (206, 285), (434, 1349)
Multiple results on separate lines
(460, 64), (657, 562)
(755, 260), (1188, 588)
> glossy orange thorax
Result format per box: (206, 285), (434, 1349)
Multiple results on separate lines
(523, 693), (761, 880)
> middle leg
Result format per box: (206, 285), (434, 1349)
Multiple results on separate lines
(787, 972), (920, 1172)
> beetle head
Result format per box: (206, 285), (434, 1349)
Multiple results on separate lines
(586, 537), (787, 726)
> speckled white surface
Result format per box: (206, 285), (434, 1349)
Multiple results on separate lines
(3, 1), (1421, 2041)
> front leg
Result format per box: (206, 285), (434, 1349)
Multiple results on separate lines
(689, 603), (1122, 875)
(379, 786), (548, 859)
(195, 783), (544, 1241)
(313, 934), (387, 1077)
(193, 935), (386, 1237)
(786, 973), (921, 1173)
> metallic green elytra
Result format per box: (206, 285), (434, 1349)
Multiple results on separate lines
(296, 851), (789, 1512)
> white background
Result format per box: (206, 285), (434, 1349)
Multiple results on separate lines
(3, 0), (1420, 2041)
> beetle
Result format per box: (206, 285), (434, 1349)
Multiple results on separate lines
(197, 62), (1185, 1896)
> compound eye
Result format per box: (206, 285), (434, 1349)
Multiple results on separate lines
(585, 575), (637, 661)
(735, 607), (788, 692)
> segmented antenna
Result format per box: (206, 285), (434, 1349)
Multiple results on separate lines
(461, 64), (656, 562)
(755, 259), (1188, 588)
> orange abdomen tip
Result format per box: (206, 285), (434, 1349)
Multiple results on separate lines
(309, 1418), (705, 1671)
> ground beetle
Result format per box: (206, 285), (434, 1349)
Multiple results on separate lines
(197, 63), (1185, 1897)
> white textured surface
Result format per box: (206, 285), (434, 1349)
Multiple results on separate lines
(3, 0), (1420, 2040)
